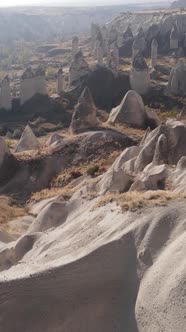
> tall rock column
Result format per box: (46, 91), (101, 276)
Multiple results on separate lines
(170, 23), (179, 50)
(151, 39), (158, 68)
(132, 27), (146, 61)
(34, 67), (48, 96)
(130, 51), (150, 95)
(56, 68), (64, 95)
(72, 36), (79, 58)
(20, 68), (35, 106)
(109, 46), (119, 72)
(96, 46), (104, 65)
(0, 76), (12, 110)
(69, 50), (90, 85)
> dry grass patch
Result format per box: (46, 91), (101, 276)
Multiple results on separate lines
(30, 187), (74, 203)
(156, 109), (178, 122)
(103, 122), (145, 142)
(96, 190), (186, 211)
(0, 196), (25, 232)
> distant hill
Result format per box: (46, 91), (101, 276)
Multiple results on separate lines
(0, 3), (170, 45)
(171, 0), (186, 8)
(0, 6), (129, 44)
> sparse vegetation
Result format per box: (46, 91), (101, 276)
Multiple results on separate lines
(87, 164), (100, 177)
(96, 190), (186, 211)
(157, 109), (178, 122)
(5, 140), (14, 149)
(0, 196), (25, 232)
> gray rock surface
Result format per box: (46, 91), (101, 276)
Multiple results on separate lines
(70, 87), (98, 133)
(108, 90), (146, 128)
(15, 125), (40, 153)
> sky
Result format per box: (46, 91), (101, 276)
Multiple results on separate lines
(0, 0), (171, 7)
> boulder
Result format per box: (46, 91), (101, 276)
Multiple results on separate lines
(108, 90), (146, 128)
(70, 87), (98, 133)
(15, 125), (40, 153)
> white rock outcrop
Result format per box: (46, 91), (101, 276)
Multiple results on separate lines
(15, 125), (40, 153)
(108, 90), (146, 128)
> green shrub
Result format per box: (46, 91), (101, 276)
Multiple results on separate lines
(6, 140), (14, 149)
(87, 164), (100, 177)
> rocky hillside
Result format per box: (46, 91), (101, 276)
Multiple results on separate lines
(109, 8), (186, 35)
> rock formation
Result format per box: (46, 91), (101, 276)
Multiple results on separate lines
(34, 67), (47, 96)
(70, 87), (98, 133)
(132, 27), (146, 60)
(108, 90), (146, 128)
(0, 76), (11, 111)
(96, 46), (104, 65)
(108, 47), (119, 71)
(119, 25), (134, 57)
(151, 38), (158, 68)
(167, 61), (186, 96)
(85, 65), (130, 110)
(108, 26), (118, 45)
(20, 68), (35, 106)
(170, 23), (179, 50)
(69, 51), (90, 85)
(20, 67), (47, 105)
(123, 24), (133, 40)
(46, 133), (63, 147)
(15, 125), (40, 153)
(0, 138), (10, 169)
(130, 51), (150, 95)
(72, 36), (79, 58)
(56, 68), (64, 95)
(91, 24), (104, 59)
